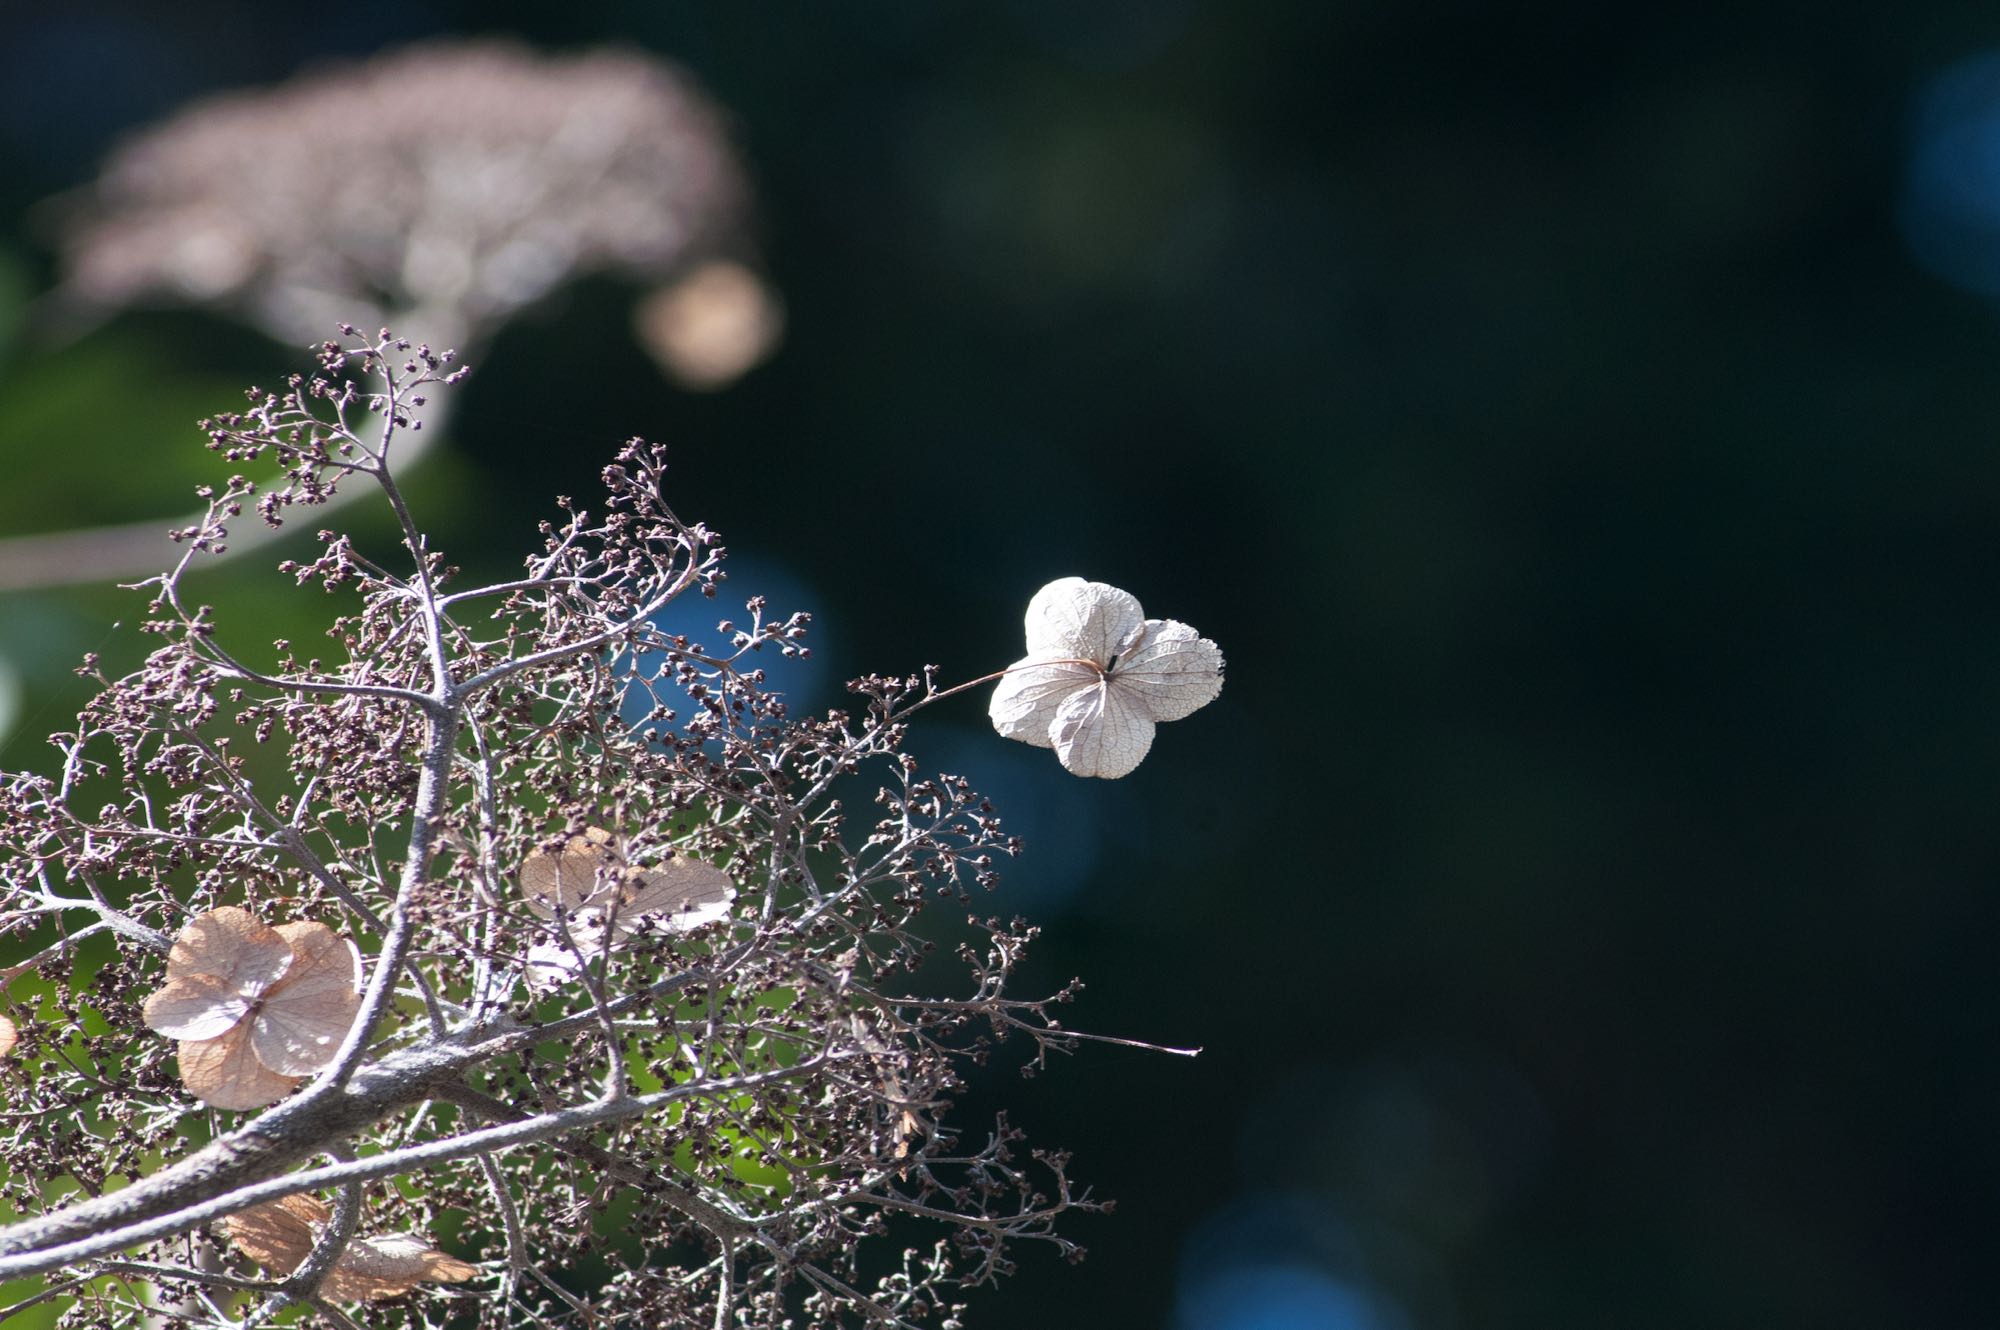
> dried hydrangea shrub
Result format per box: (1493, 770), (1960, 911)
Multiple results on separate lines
(0, 328), (1218, 1329)
(59, 40), (761, 356)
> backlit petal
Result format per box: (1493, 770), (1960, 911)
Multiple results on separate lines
(989, 657), (1097, 747)
(520, 828), (621, 918)
(1022, 578), (1145, 664)
(325, 1234), (480, 1301)
(163, 906), (294, 991)
(222, 1193), (323, 1272)
(523, 919), (617, 992)
(252, 922), (363, 1075)
(1050, 676), (1157, 779)
(143, 972), (253, 1041)
(523, 939), (584, 992)
(616, 857), (736, 933)
(178, 1025), (302, 1109)
(1109, 619), (1224, 722)
(224, 1196), (478, 1302)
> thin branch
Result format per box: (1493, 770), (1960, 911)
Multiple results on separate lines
(0, 1054), (836, 1281)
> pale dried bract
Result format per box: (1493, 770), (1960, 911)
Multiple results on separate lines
(223, 1193), (478, 1302)
(140, 906), (363, 1109)
(989, 576), (1225, 778)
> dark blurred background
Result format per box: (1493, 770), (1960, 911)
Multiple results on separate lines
(5, 2), (2000, 1327)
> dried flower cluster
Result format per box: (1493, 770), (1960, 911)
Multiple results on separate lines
(0, 328), (1220, 1328)
(58, 40), (770, 367)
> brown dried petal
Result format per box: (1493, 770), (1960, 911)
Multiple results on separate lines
(224, 1194), (477, 1302)
(0, 1015), (14, 1057)
(520, 827), (620, 917)
(145, 908), (296, 1041)
(322, 1234), (481, 1301)
(221, 1192), (323, 1272)
(163, 906), (295, 988)
(616, 857), (736, 933)
(178, 1024), (302, 1110)
(250, 921), (363, 1076)
(520, 831), (734, 991)
(522, 829), (733, 927)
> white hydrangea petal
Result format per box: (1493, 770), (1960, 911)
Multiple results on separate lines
(351, 1234), (432, 1261)
(250, 1004), (350, 1076)
(1022, 578), (1145, 664)
(326, 1233), (478, 1301)
(1050, 676), (1157, 779)
(1109, 619), (1225, 722)
(988, 657), (1097, 747)
(523, 915), (619, 992)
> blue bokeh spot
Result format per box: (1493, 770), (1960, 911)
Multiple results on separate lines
(1900, 50), (2000, 295)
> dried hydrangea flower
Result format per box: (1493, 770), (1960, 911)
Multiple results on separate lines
(59, 39), (766, 360)
(989, 577), (1225, 779)
(223, 1193), (478, 1301)
(520, 827), (735, 988)
(141, 907), (362, 1110)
